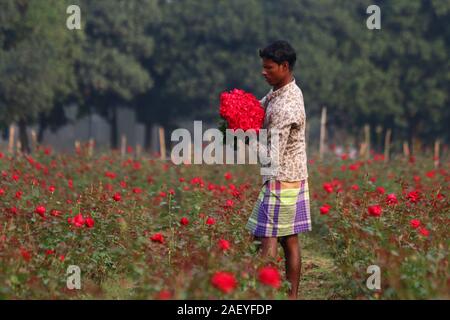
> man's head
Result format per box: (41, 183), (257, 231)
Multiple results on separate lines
(259, 40), (296, 87)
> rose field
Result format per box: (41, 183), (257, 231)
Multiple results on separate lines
(0, 146), (448, 300)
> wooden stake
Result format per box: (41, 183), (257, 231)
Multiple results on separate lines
(364, 124), (370, 159)
(403, 141), (410, 158)
(30, 129), (37, 152)
(384, 129), (391, 163)
(359, 142), (367, 158)
(16, 140), (21, 156)
(434, 139), (440, 168)
(319, 107), (327, 161)
(136, 144), (142, 159)
(88, 138), (94, 157)
(120, 135), (127, 158)
(159, 126), (166, 160)
(8, 124), (15, 154)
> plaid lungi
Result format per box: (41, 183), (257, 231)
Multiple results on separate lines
(245, 179), (312, 237)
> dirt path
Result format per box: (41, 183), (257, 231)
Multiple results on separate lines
(297, 234), (343, 299)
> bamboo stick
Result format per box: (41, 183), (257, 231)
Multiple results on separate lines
(434, 139), (440, 168)
(384, 129), (391, 163)
(30, 129), (37, 152)
(364, 124), (370, 159)
(319, 107), (327, 161)
(120, 135), (126, 158)
(136, 144), (142, 159)
(88, 138), (94, 157)
(403, 141), (410, 158)
(8, 124), (15, 154)
(159, 126), (166, 160)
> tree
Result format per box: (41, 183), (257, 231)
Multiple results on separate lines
(77, 0), (161, 149)
(0, 0), (82, 153)
(137, 0), (266, 149)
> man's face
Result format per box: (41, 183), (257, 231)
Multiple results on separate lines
(261, 58), (290, 86)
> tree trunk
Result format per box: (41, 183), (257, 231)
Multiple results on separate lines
(144, 121), (153, 152)
(37, 115), (46, 144)
(407, 122), (417, 156)
(110, 105), (118, 150)
(18, 119), (31, 154)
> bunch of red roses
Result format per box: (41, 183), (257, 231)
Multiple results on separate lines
(219, 89), (265, 133)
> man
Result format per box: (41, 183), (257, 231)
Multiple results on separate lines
(245, 40), (311, 300)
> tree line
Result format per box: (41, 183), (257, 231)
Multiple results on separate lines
(0, 0), (448, 154)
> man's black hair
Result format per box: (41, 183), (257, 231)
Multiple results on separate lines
(259, 40), (297, 71)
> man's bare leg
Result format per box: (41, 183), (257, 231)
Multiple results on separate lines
(280, 234), (301, 299)
(253, 236), (278, 258)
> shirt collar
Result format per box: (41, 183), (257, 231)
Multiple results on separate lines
(266, 77), (296, 102)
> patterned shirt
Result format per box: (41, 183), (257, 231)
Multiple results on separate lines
(253, 78), (308, 185)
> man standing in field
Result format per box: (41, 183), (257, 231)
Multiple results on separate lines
(246, 40), (311, 300)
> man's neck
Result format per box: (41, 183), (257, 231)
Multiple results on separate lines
(273, 75), (294, 91)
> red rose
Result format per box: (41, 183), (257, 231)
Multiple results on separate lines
(73, 214), (85, 227)
(323, 183), (333, 193)
(368, 205), (382, 217)
(150, 233), (164, 244)
(225, 199), (234, 208)
(258, 266), (281, 289)
(211, 271), (237, 294)
(419, 227), (429, 237)
(386, 193), (398, 205)
(20, 248), (31, 262)
(376, 186), (385, 195)
(320, 204), (331, 215)
(410, 219), (421, 229)
(112, 192), (121, 202)
(156, 290), (172, 300)
(206, 217), (216, 225)
(133, 187), (142, 194)
(105, 171), (117, 179)
(407, 190), (420, 203)
(85, 217), (95, 228)
(35, 206), (46, 218)
(426, 170), (436, 178)
(219, 88), (265, 132)
(180, 217), (189, 226)
(218, 239), (230, 251)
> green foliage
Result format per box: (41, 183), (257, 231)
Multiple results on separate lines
(0, 0), (449, 145)
(0, 0), (82, 124)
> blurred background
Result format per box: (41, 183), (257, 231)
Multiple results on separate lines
(0, 0), (448, 157)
